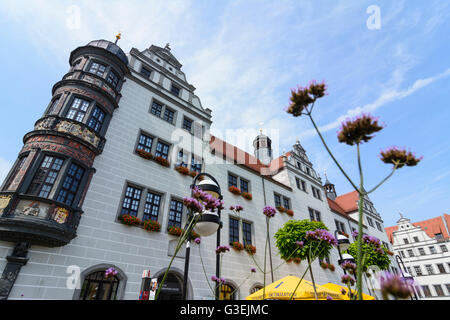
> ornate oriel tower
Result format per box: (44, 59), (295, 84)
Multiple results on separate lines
(253, 129), (273, 165)
(0, 38), (129, 298)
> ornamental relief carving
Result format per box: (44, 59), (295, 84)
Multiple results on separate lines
(34, 117), (55, 131)
(55, 120), (100, 148)
(0, 196), (11, 215)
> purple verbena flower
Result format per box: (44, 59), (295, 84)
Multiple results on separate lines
(263, 206), (276, 218)
(194, 237), (201, 244)
(379, 271), (414, 300)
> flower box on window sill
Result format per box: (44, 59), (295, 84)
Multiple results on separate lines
(118, 214), (142, 226)
(154, 156), (170, 168)
(328, 263), (335, 271)
(245, 244), (256, 255)
(175, 166), (190, 175)
(276, 206), (287, 213)
(143, 220), (161, 232)
(286, 209), (294, 217)
(320, 261), (329, 269)
(231, 241), (244, 251)
(229, 186), (241, 195)
(136, 149), (154, 160)
(338, 231), (349, 238)
(241, 192), (252, 200)
(386, 250), (394, 256)
(293, 258), (302, 264)
(167, 226), (199, 239)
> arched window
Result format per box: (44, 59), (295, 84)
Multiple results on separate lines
(250, 285), (263, 294)
(79, 270), (120, 300)
(219, 283), (236, 300)
(156, 272), (183, 300)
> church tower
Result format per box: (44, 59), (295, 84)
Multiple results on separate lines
(323, 171), (337, 200)
(253, 129), (273, 165)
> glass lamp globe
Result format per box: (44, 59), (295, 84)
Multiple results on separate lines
(337, 233), (350, 251)
(196, 178), (220, 199)
(193, 210), (220, 237)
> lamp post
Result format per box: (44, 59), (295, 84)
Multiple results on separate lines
(335, 230), (354, 274)
(182, 173), (222, 300)
(395, 255), (418, 300)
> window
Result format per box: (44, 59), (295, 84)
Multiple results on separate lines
(151, 101), (163, 117)
(228, 174), (238, 188)
(446, 284), (450, 295)
(418, 247), (425, 255)
(434, 285), (444, 297)
(137, 133), (153, 153)
(219, 283), (235, 300)
(429, 246), (437, 254)
(306, 167), (311, 175)
(335, 220), (346, 234)
(87, 106), (106, 133)
(163, 108), (175, 124)
(407, 249), (414, 257)
(311, 186), (322, 199)
(176, 150), (188, 168)
(421, 285), (432, 297)
(67, 98), (90, 122)
(242, 221), (252, 246)
(403, 238), (409, 244)
(240, 179), (249, 193)
(27, 155), (64, 198)
(4, 156), (28, 190)
(182, 117), (193, 133)
(437, 264), (446, 274)
(274, 194), (282, 207)
(375, 221), (383, 231)
(413, 236), (419, 242)
(107, 70), (119, 88)
(190, 156), (202, 173)
(56, 162), (85, 206)
(229, 217), (240, 244)
(367, 217), (374, 227)
(143, 192), (161, 222)
(308, 208), (321, 222)
(283, 197), (291, 210)
(171, 84), (181, 96)
(425, 265), (434, 275)
(400, 251), (405, 258)
(440, 244), (448, 253)
(155, 141), (170, 160)
(140, 67), (152, 79)
(168, 199), (183, 228)
(89, 62), (107, 77)
(79, 270), (120, 300)
(414, 266), (423, 276)
(48, 96), (60, 115)
(120, 185), (142, 216)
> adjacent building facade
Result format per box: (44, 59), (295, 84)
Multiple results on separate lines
(0, 39), (396, 300)
(385, 214), (450, 300)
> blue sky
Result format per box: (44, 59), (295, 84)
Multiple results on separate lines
(0, 0), (449, 228)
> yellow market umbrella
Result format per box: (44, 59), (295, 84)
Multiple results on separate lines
(246, 276), (347, 300)
(322, 283), (376, 300)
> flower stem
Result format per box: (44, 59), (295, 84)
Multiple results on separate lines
(356, 142), (364, 301)
(366, 162), (399, 194)
(197, 243), (215, 296)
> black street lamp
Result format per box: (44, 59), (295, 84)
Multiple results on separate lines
(182, 173), (222, 300)
(395, 255), (418, 300)
(335, 230), (354, 274)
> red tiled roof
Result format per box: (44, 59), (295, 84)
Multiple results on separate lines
(209, 135), (287, 176)
(334, 190), (359, 213)
(384, 215), (450, 244)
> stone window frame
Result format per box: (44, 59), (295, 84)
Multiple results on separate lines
(166, 196), (185, 230)
(148, 97), (178, 127)
(116, 180), (166, 226)
(72, 264), (128, 300)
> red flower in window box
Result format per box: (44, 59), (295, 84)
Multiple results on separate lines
(231, 241), (244, 251)
(245, 244), (256, 255)
(276, 206), (287, 213)
(286, 258), (293, 263)
(386, 250), (394, 256)
(189, 171), (198, 178)
(143, 220), (161, 232)
(241, 192), (252, 200)
(286, 209), (294, 216)
(338, 230), (349, 238)
(154, 156), (170, 167)
(320, 261), (329, 269)
(328, 263), (335, 271)
(136, 149), (154, 160)
(167, 226), (183, 236)
(228, 186), (241, 195)
(293, 258), (302, 264)
(175, 166), (190, 175)
(118, 214), (141, 226)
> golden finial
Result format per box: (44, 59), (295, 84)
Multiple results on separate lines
(115, 32), (122, 44)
